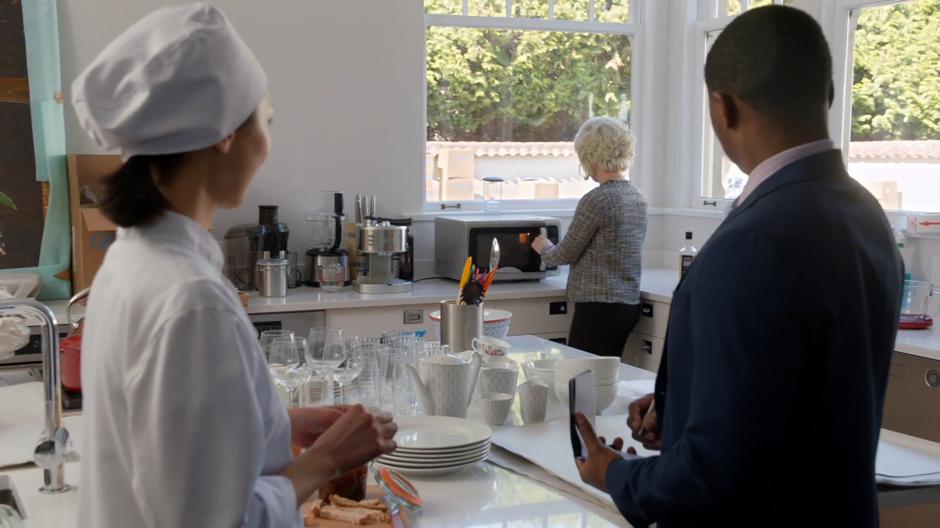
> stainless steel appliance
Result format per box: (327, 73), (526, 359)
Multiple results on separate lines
(883, 351), (940, 443)
(222, 205), (290, 291)
(434, 215), (561, 281)
(353, 195), (413, 294)
(305, 192), (350, 290)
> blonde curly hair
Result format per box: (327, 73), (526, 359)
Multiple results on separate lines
(574, 116), (635, 177)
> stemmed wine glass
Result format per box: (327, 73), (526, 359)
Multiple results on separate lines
(307, 328), (346, 404)
(267, 336), (306, 407)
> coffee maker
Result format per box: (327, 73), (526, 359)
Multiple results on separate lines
(305, 192), (350, 290)
(353, 195), (413, 294)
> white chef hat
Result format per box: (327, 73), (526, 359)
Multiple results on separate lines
(71, 3), (267, 158)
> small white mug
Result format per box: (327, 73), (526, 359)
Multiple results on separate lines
(471, 336), (511, 357)
(519, 381), (549, 424)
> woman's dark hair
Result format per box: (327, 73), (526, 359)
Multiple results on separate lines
(99, 153), (186, 227)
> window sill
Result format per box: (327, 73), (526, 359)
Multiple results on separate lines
(648, 207), (728, 219)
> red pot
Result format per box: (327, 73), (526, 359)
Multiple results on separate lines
(60, 334), (82, 392)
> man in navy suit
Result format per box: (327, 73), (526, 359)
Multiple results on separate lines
(573, 6), (904, 527)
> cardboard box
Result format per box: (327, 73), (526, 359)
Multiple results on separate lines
(67, 154), (122, 291)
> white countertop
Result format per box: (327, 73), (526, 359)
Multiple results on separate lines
(895, 326), (940, 362)
(0, 335), (633, 527)
(35, 267), (940, 362)
(245, 266), (680, 314)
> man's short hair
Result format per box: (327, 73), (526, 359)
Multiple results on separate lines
(704, 5), (832, 117)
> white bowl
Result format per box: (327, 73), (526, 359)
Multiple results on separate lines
(595, 383), (618, 413)
(553, 379), (618, 414)
(555, 357), (620, 380)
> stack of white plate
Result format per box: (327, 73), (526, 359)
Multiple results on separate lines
(376, 416), (491, 477)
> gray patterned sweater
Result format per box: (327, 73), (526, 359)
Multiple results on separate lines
(541, 180), (647, 304)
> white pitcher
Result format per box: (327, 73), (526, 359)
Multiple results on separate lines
(406, 353), (482, 418)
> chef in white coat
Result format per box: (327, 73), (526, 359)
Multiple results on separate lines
(72, 5), (398, 527)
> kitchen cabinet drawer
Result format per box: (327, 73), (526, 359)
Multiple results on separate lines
(623, 332), (664, 372)
(326, 304), (439, 339)
(632, 300), (670, 339)
(882, 351), (940, 443)
(485, 297), (572, 336)
(323, 297), (572, 341)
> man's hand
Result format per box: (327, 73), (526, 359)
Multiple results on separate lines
(530, 234), (554, 255)
(288, 406), (347, 448)
(627, 394), (661, 450)
(574, 413), (631, 492)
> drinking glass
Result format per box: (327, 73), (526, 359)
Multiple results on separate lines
(307, 328), (346, 405)
(259, 329), (294, 362)
(335, 346), (366, 404)
(268, 336), (305, 407)
(347, 338), (383, 408)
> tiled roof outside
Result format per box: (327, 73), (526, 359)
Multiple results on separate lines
(427, 140), (940, 161)
(848, 140), (940, 161)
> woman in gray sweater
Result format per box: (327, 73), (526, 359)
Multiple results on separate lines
(532, 117), (647, 357)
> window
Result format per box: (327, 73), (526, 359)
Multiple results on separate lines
(424, 0), (640, 208)
(842, 0), (940, 212)
(694, 0), (793, 208)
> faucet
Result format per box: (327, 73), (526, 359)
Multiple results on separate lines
(0, 299), (70, 493)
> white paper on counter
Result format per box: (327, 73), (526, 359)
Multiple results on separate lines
(491, 414), (657, 506)
(876, 430), (940, 487)
(0, 382), (82, 468)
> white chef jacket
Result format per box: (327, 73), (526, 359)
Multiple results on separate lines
(79, 211), (301, 527)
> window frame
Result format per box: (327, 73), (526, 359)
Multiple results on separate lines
(829, 0), (937, 214)
(421, 0), (647, 213)
(688, 0), (794, 211)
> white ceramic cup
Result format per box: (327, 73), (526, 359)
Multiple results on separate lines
(479, 364), (519, 396)
(475, 392), (515, 426)
(518, 381), (549, 424)
(471, 336), (511, 357)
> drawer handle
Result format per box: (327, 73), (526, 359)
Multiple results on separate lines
(641, 340), (653, 355)
(641, 303), (653, 318)
(926, 369), (940, 389)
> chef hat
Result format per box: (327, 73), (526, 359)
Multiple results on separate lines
(71, 4), (267, 158)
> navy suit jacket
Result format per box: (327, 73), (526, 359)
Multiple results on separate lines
(605, 150), (904, 527)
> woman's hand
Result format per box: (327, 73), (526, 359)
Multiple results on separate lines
(288, 406), (347, 448)
(309, 405), (398, 474)
(282, 405), (397, 506)
(531, 234), (554, 254)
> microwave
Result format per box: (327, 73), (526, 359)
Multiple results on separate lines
(434, 215), (561, 281)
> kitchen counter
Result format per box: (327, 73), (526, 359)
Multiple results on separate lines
(39, 267), (680, 321)
(37, 267), (940, 362)
(895, 326), (940, 362)
(0, 335), (638, 527)
(245, 266), (680, 314)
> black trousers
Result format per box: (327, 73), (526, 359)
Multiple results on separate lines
(567, 302), (642, 358)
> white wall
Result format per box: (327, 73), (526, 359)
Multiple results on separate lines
(59, 0), (426, 257)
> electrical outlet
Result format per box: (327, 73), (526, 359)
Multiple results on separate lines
(932, 256), (940, 285)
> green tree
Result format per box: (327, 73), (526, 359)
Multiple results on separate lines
(425, 0), (632, 142)
(852, 0), (940, 140)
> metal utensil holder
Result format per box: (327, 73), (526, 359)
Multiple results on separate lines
(439, 300), (483, 353)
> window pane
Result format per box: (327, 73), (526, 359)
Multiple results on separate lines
(700, 29), (744, 203)
(727, 0), (743, 16)
(596, 0), (630, 23)
(469, 0), (506, 16)
(512, 0), (549, 19)
(425, 0), (462, 15)
(554, 0), (589, 21)
(426, 27), (633, 202)
(849, 0), (940, 212)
